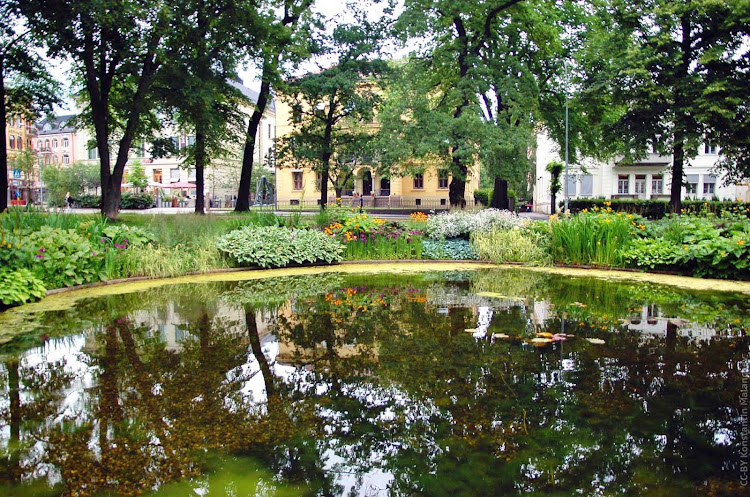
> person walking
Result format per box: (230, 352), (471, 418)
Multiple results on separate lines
(65, 192), (74, 211)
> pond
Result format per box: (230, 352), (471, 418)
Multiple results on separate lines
(0, 266), (748, 496)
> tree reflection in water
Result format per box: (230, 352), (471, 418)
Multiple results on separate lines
(0, 270), (747, 496)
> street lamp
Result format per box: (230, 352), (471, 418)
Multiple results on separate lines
(564, 60), (570, 213)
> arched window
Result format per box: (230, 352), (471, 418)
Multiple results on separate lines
(9, 136), (14, 149)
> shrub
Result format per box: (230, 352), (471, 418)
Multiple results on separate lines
(217, 226), (344, 268)
(424, 208), (524, 239)
(78, 194), (102, 208)
(474, 189), (492, 206)
(548, 209), (642, 266)
(120, 193), (155, 209)
(23, 226), (107, 287)
(422, 238), (478, 260)
(472, 227), (551, 265)
(0, 267), (47, 309)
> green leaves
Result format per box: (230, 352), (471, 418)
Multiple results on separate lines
(0, 267), (46, 308)
(216, 226), (344, 268)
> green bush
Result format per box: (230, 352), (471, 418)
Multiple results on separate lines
(0, 267), (47, 309)
(120, 193), (154, 209)
(79, 194), (102, 208)
(472, 227), (551, 265)
(217, 226), (344, 268)
(474, 189), (493, 206)
(548, 210), (641, 266)
(24, 226), (107, 287)
(422, 238), (478, 260)
(568, 198), (750, 220)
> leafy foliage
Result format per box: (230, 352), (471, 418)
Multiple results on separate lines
(424, 208), (525, 239)
(422, 238), (478, 260)
(217, 226), (344, 268)
(119, 193), (154, 209)
(0, 267), (47, 308)
(472, 227), (551, 265)
(23, 226), (106, 287)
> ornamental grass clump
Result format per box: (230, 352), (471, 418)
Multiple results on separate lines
(217, 226), (344, 268)
(548, 206), (642, 266)
(424, 208), (524, 239)
(472, 226), (551, 265)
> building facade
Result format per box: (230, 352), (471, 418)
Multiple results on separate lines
(5, 114), (37, 204)
(533, 132), (750, 214)
(273, 97), (480, 209)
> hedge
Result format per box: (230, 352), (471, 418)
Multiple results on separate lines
(567, 198), (750, 220)
(77, 193), (155, 210)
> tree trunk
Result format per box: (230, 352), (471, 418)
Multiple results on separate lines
(490, 177), (509, 210)
(449, 156), (467, 208)
(194, 128), (206, 214)
(550, 193), (556, 213)
(670, 136), (684, 215)
(235, 65), (272, 212)
(0, 62), (7, 213)
(246, 310), (275, 399)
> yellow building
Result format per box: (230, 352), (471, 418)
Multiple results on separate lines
(6, 115), (37, 205)
(274, 97), (480, 210)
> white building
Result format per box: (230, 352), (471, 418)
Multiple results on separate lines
(533, 132), (750, 214)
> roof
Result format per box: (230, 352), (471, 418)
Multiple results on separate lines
(229, 80), (276, 113)
(615, 153), (671, 167)
(37, 114), (77, 134)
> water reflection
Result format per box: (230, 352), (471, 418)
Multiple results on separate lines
(0, 270), (748, 496)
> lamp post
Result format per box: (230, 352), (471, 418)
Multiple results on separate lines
(564, 60), (569, 213)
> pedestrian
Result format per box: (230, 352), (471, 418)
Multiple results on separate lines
(359, 192), (364, 213)
(65, 192), (74, 210)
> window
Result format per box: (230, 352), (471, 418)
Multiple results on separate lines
(415, 198), (422, 206)
(53, 155), (58, 164)
(153, 169), (163, 184)
(170, 169), (181, 182)
(45, 139), (50, 151)
(315, 172), (321, 191)
(293, 171), (303, 190)
(187, 168), (196, 181)
(62, 154), (70, 165)
(52, 139), (58, 149)
(88, 146), (98, 160)
(37, 140), (41, 149)
(704, 142), (718, 155)
(17, 136), (22, 150)
(290, 199), (300, 206)
(62, 137), (69, 148)
(9, 136), (14, 149)
(413, 173), (424, 189)
(187, 135), (196, 147)
(617, 175), (629, 194)
(634, 175), (646, 196)
(703, 175), (716, 195)
(268, 123), (272, 138)
(580, 174), (593, 196)
(566, 176), (577, 196)
(438, 174), (449, 189)
(440, 198), (447, 206)
(652, 175), (663, 194)
(686, 174), (699, 195)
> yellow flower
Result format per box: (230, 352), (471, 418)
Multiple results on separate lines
(582, 208), (588, 213)
(738, 240), (746, 246)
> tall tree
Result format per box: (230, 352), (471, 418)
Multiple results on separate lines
(276, 17), (387, 208)
(234, 0), (317, 212)
(157, 0), (255, 214)
(385, 0), (527, 207)
(0, 4), (59, 213)
(18, 0), (172, 219)
(576, 0), (750, 213)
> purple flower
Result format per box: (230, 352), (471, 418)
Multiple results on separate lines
(101, 237), (107, 243)
(122, 238), (129, 244)
(35, 254), (43, 259)
(92, 251), (98, 256)
(407, 237), (413, 243)
(39, 247), (45, 253)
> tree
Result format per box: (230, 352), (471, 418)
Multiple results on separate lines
(234, 0), (317, 212)
(383, 0), (528, 207)
(156, 0), (256, 214)
(546, 160), (562, 212)
(576, 0), (750, 213)
(18, 0), (172, 219)
(0, 4), (59, 213)
(276, 17), (387, 208)
(126, 160), (148, 191)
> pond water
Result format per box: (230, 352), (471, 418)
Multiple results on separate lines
(0, 268), (748, 496)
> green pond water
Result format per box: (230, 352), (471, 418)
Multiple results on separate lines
(0, 268), (748, 496)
